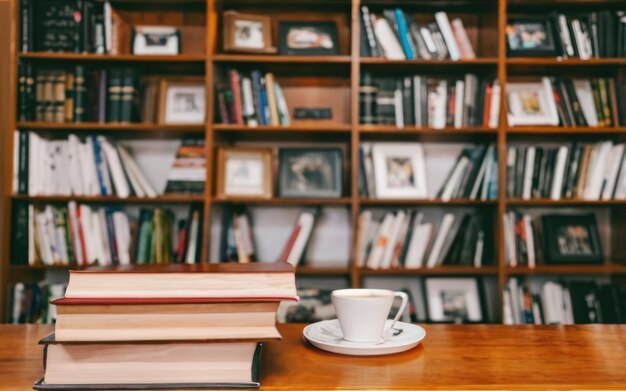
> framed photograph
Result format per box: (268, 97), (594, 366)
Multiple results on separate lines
(223, 11), (276, 54)
(158, 78), (206, 125)
(541, 214), (603, 264)
(132, 26), (180, 55)
(278, 21), (339, 56)
(425, 278), (483, 324)
(371, 143), (427, 199)
(506, 17), (562, 57)
(506, 77), (559, 126)
(278, 148), (342, 198)
(216, 147), (273, 199)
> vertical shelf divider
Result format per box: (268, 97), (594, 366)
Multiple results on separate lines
(350, 0), (362, 288)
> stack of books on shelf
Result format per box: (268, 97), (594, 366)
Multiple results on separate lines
(215, 70), (290, 127)
(11, 202), (203, 267)
(507, 141), (626, 201)
(360, 8), (476, 60)
(13, 132), (156, 198)
(359, 73), (499, 128)
(356, 210), (491, 269)
(18, 66), (139, 123)
(35, 263), (298, 390)
(164, 138), (207, 194)
(504, 278), (626, 325)
(7, 282), (66, 324)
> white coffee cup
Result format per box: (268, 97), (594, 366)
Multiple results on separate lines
(331, 288), (409, 343)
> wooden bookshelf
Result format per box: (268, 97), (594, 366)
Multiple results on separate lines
(2, 0), (626, 324)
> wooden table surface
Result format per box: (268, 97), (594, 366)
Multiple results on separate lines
(1, 324), (626, 390)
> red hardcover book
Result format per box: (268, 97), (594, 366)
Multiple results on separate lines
(229, 70), (244, 124)
(482, 84), (492, 127)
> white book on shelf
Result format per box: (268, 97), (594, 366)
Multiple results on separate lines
(550, 146), (568, 200)
(584, 142), (612, 199)
(391, 212), (412, 267)
(508, 278), (521, 325)
(563, 288), (574, 325)
(532, 301), (543, 325)
(96, 209), (112, 266)
(185, 210), (200, 265)
(473, 230), (484, 268)
(116, 145), (145, 198)
(380, 211), (406, 269)
(45, 206), (63, 264)
(274, 81), (291, 126)
(241, 77), (258, 127)
(405, 218), (435, 269)
(413, 76), (423, 126)
(355, 211), (372, 268)
(453, 80), (465, 128)
(522, 146), (535, 200)
(117, 144), (158, 198)
(431, 80), (447, 129)
(573, 79), (598, 126)
(68, 135), (85, 196)
(11, 283), (24, 324)
(35, 211), (52, 265)
(285, 211), (317, 267)
(523, 215), (535, 269)
(363, 220), (380, 265)
(366, 212), (394, 269)
(80, 138), (99, 196)
(488, 80), (501, 128)
(425, 213), (455, 268)
(571, 19), (591, 60)
(67, 201), (84, 266)
(557, 14), (575, 57)
(49, 140), (71, 196)
(374, 17), (405, 60)
(503, 289), (514, 325)
(99, 137), (130, 198)
(613, 153), (626, 199)
(441, 155), (469, 201)
(28, 132), (41, 196)
(601, 144), (624, 200)
(435, 12), (461, 60)
(394, 86), (404, 128)
(112, 211), (131, 266)
(503, 212), (517, 267)
(104, 1), (112, 53)
(451, 18), (475, 59)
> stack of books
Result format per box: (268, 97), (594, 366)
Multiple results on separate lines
(35, 263), (298, 389)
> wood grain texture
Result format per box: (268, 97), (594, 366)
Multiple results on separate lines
(2, 324), (626, 390)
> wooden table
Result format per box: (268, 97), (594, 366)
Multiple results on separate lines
(1, 324), (626, 390)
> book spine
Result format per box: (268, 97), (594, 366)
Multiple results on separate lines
(394, 9), (415, 59)
(361, 6), (380, 57)
(119, 68), (136, 123)
(20, 0), (31, 52)
(359, 73), (377, 125)
(106, 68), (122, 123)
(229, 70), (244, 124)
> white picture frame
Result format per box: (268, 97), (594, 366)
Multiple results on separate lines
(132, 26), (180, 55)
(371, 143), (428, 199)
(159, 80), (206, 125)
(506, 77), (559, 126)
(425, 278), (483, 323)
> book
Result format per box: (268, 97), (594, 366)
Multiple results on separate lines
(164, 138), (206, 194)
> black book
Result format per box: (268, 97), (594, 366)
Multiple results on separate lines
(20, 0), (33, 52)
(459, 215), (484, 266)
(542, 149), (557, 198)
(563, 79), (587, 126)
(106, 68), (123, 123)
(398, 211), (417, 266)
(442, 214), (471, 265)
(506, 147), (516, 198)
(552, 78), (574, 126)
(18, 61), (29, 121)
(119, 68), (137, 123)
(80, 0), (92, 52)
(11, 201), (29, 265)
(402, 77), (414, 127)
(457, 145), (487, 199)
(536, 148), (549, 198)
(360, 6), (381, 58)
(17, 131), (29, 195)
(73, 65), (88, 122)
(568, 281), (601, 324)
(616, 78), (626, 126)
(563, 143), (582, 198)
(597, 284), (623, 323)
(530, 147), (544, 198)
(359, 72), (377, 125)
(358, 148), (368, 197)
(375, 78), (396, 125)
(473, 79), (487, 127)
(514, 146), (526, 198)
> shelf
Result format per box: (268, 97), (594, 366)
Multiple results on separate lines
(507, 198), (626, 206)
(213, 124), (351, 133)
(360, 58), (499, 66)
(16, 122), (206, 133)
(360, 125), (497, 135)
(360, 266), (498, 276)
(19, 52), (206, 63)
(505, 264), (626, 275)
(360, 198), (497, 206)
(12, 195), (206, 203)
(507, 126), (626, 134)
(506, 58), (626, 66)
(295, 266), (351, 276)
(213, 54), (351, 64)
(213, 197), (352, 206)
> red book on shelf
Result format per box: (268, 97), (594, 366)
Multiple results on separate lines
(278, 224), (301, 263)
(229, 70), (244, 124)
(483, 84), (492, 127)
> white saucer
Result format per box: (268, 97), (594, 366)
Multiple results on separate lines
(303, 319), (425, 356)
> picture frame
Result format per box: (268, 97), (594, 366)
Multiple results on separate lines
(424, 278), (484, 324)
(216, 147), (273, 199)
(158, 78), (206, 125)
(132, 26), (180, 55)
(506, 77), (559, 126)
(223, 11), (276, 54)
(278, 147), (342, 198)
(506, 16), (562, 57)
(541, 214), (603, 264)
(278, 21), (339, 56)
(371, 143), (428, 199)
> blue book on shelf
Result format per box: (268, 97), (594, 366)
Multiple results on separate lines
(251, 71), (267, 125)
(395, 8), (415, 59)
(90, 136), (107, 196)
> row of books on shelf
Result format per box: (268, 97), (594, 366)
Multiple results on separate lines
(507, 12), (626, 59)
(359, 73), (499, 128)
(11, 202), (203, 267)
(507, 142), (626, 201)
(18, 64), (139, 123)
(503, 211), (603, 268)
(356, 210), (491, 270)
(33, 264), (297, 388)
(359, 143), (497, 200)
(507, 77), (626, 127)
(360, 8), (476, 61)
(504, 279), (626, 325)
(7, 282), (66, 324)
(216, 70), (290, 127)
(13, 133), (205, 197)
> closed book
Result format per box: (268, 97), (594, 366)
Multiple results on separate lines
(393, 8), (415, 59)
(250, 71), (266, 125)
(435, 12), (461, 60)
(35, 336), (261, 390)
(361, 6), (381, 57)
(264, 73), (280, 126)
(106, 68), (122, 123)
(359, 72), (378, 125)
(119, 68), (136, 123)
(374, 17), (405, 60)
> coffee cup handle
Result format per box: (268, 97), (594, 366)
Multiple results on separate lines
(385, 291), (409, 337)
